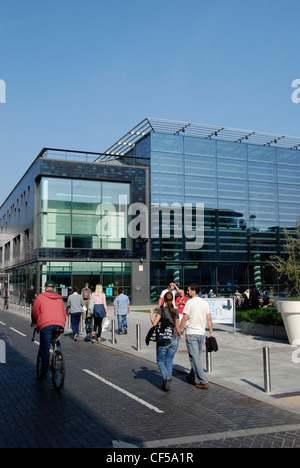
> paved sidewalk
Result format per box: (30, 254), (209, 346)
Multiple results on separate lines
(97, 306), (300, 413)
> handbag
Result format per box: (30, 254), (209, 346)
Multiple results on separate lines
(206, 336), (218, 352)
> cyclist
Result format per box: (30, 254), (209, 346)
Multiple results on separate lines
(32, 280), (66, 380)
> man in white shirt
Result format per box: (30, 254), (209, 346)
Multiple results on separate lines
(180, 282), (214, 389)
(158, 282), (179, 308)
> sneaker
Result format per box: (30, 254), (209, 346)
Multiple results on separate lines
(116, 332), (123, 335)
(123, 329), (128, 335)
(74, 334), (78, 341)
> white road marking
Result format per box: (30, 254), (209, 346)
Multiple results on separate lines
(9, 327), (26, 337)
(82, 369), (164, 414)
(0, 321), (6, 325)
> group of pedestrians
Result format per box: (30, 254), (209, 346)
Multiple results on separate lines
(30, 278), (213, 393)
(66, 283), (130, 342)
(31, 280), (130, 380)
(151, 282), (214, 393)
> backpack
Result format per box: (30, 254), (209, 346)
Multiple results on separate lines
(82, 288), (90, 300)
(145, 308), (175, 345)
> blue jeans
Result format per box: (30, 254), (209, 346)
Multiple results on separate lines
(117, 314), (127, 333)
(39, 325), (61, 376)
(186, 334), (208, 385)
(156, 337), (179, 380)
(71, 312), (81, 336)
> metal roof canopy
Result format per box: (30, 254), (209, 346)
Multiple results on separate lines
(98, 117), (300, 160)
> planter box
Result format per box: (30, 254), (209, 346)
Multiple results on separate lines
(241, 322), (288, 341)
(277, 301), (300, 346)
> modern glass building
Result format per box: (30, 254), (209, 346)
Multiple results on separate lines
(1, 118), (299, 304)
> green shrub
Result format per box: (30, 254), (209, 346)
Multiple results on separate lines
(241, 308), (283, 326)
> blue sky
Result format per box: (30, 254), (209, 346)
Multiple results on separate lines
(1, 0), (300, 204)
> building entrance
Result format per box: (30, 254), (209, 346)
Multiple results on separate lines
(40, 261), (132, 305)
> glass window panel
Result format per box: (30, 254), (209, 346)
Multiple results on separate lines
(277, 148), (300, 166)
(151, 132), (183, 153)
(218, 199), (249, 230)
(217, 159), (246, 179)
(102, 182), (130, 205)
(277, 184), (300, 204)
(101, 182), (131, 249)
(41, 178), (72, 212)
(151, 152), (183, 174)
(217, 140), (247, 160)
(277, 165), (300, 185)
(185, 176), (215, 198)
(151, 174), (184, 198)
(184, 155), (216, 177)
(40, 212), (71, 248)
(135, 136), (150, 158)
(249, 181), (276, 201)
(184, 136), (216, 157)
(72, 214), (100, 249)
(247, 145), (276, 163)
(217, 179), (248, 199)
(279, 204), (300, 226)
(248, 162), (276, 182)
(72, 180), (101, 214)
(184, 196), (217, 209)
(152, 194), (184, 205)
(249, 201), (278, 227)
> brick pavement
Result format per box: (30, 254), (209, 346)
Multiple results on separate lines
(1, 307), (300, 449)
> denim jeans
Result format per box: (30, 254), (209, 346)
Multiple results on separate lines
(156, 337), (179, 380)
(186, 334), (208, 385)
(71, 312), (81, 336)
(117, 314), (127, 333)
(39, 325), (61, 376)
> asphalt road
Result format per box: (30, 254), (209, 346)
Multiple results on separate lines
(1, 308), (300, 451)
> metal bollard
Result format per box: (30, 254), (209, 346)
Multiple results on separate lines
(206, 348), (212, 373)
(112, 319), (117, 344)
(136, 324), (141, 351)
(263, 347), (271, 393)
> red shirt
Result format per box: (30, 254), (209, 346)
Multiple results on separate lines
(175, 296), (188, 315)
(32, 292), (67, 332)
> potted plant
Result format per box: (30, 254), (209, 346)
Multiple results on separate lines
(267, 219), (300, 345)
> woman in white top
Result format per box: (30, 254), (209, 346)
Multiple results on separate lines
(91, 284), (108, 343)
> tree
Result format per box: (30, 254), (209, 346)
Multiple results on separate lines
(267, 219), (300, 295)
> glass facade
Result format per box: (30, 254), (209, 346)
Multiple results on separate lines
(38, 177), (131, 250)
(136, 132), (300, 298)
(1, 122), (299, 305)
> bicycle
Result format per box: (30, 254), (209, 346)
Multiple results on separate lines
(32, 326), (66, 391)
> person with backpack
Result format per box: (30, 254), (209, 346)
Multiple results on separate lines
(81, 283), (92, 318)
(150, 291), (181, 392)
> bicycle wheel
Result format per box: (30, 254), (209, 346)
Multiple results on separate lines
(51, 350), (65, 391)
(36, 349), (43, 380)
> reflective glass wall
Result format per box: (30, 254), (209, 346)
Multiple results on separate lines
(38, 177), (131, 250)
(144, 132), (300, 297)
